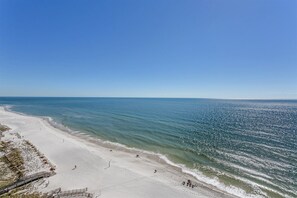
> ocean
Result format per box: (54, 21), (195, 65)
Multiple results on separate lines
(0, 97), (296, 198)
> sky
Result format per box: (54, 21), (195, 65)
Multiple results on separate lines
(0, 0), (296, 99)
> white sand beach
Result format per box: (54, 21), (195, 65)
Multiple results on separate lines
(0, 106), (236, 198)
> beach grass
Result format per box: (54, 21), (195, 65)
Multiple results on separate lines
(5, 147), (25, 178)
(0, 140), (25, 189)
(0, 124), (10, 132)
(0, 142), (16, 189)
(0, 163), (14, 189)
(0, 186), (45, 198)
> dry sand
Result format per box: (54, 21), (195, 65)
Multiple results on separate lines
(0, 106), (236, 198)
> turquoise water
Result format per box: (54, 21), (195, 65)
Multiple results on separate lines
(0, 97), (296, 198)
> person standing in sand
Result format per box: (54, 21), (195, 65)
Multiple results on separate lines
(72, 165), (77, 170)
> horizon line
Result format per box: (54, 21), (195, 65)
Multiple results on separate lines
(0, 96), (296, 101)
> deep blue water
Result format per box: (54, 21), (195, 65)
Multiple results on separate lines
(0, 97), (296, 198)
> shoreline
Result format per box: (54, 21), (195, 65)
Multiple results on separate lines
(0, 106), (237, 198)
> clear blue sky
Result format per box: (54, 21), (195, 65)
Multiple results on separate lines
(0, 0), (296, 99)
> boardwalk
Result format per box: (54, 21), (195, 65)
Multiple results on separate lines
(0, 171), (53, 195)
